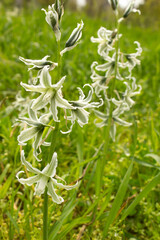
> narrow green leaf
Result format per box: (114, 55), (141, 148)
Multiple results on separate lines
(145, 153), (160, 164)
(0, 172), (14, 199)
(103, 162), (133, 238)
(121, 171), (160, 221)
(49, 197), (78, 240)
(0, 164), (10, 184)
(132, 157), (160, 170)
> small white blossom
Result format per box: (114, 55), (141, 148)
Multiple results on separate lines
(61, 85), (103, 133)
(19, 55), (57, 71)
(94, 102), (131, 141)
(16, 151), (78, 204)
(20, 66), (74, 122)
(18, 105), (51, 161)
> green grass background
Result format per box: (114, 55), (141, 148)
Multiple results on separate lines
(0, 3), (160, 240)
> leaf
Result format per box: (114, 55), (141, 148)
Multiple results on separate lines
(103, 162), (133, 237)
(49, 197), (78, 240)
(121, 171), (160, 221)
(145, 153), (160, 165)
(0, 164), (10, 185)
(0, 172), (14, 199)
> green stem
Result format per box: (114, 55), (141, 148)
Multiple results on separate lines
(43, 187), (48, 240)
(43, 39), (62, 240)
(96, 11), (120, 197)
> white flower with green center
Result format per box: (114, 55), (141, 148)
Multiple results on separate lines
(91, 61), (108, 96)
(112, 77), (142, 108)
(94, 102), (131, 141)
(124, 41), (142, 75)
(91, 27), (122, 56)
(95, 52), (127, 80)
(21, 66), (74, 122)
(42, 4), (61, 41)
(62, 85), (103, 133)
(16, 151), (78, 204)
(18, 105), (51, 161)
(60, 20), (84, 56)
(19, 55), (57, 71)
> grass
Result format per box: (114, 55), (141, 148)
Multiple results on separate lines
(0, 4), (160, 240)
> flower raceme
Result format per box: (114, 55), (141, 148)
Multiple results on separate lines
(16, 151), (78, 204)
(90, 0), (142, 141)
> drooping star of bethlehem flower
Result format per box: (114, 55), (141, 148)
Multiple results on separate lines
(19, 55), (57, 71)
(94, 101), (131, 141)
(18, 104), (51, 161)
(91, 27), (122, 56)
(20, 66), (74, 122)
(112, 77), (142, 108)
(61, 84), (103, 133)
(16, 151), (78, 204)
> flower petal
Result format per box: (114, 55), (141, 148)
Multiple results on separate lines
(47, 180), (64, 204)
(34, 175), (48, 196)
(21, 150), (41, 174)
(40, 66), (52, 87)
(43, 152), (58, 177)
(18, 127), (39, 145)
(51, 178), (78, 190)
(16, 171), (41, 186)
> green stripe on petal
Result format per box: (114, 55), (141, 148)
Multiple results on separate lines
(45, 152), (57, 177)
(47, 180), (64, 204)
(51, 178), (78, 190)
(18, 127), (39, 144)
(31, 94), (48, 111)
(21, 82), (46, 93)
(21, 150), (41, 174)
(40, 66), (52, 87)
(17, 173), (41, 186)
(34, 175), (48, 196)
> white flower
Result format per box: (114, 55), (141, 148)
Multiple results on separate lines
(91, 27), (116, 56)
(19, 55), (57, 71)
(20, 66), (74, 122)
(94, 102), (131, 141)
(91, 61), (108, 96)
(61, 84), (103, 133)
(42, 4), (61, 41)
(18, 105), (51, 161)
(112, 77), (142, 108)
(60, 20), (84, 56)
(125, 41), (142, 75)
(95, 52), (127, 80)
(16, 151), (78, 204)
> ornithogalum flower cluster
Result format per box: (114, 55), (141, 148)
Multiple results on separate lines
(16, 1), (101, 204)
(91, 0), (142, 141)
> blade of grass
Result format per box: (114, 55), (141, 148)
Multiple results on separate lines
(103, 162), (133, 238)
(49, 196), (78, 240)
(121, 171), (160, 221)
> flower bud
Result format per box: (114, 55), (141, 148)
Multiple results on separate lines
(60, 20), (84, 55)
(123, 0), (141, 18)
(42, 4), (61, 41)
(108, 0), (118, 11)
(65, 20), (84, 48)
(54, 0), (64, 21)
